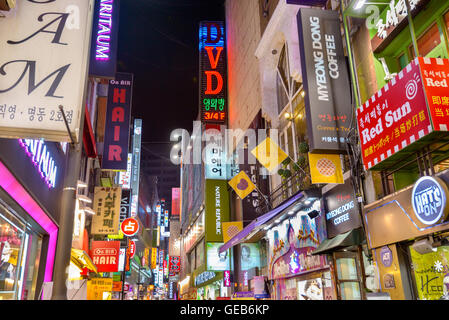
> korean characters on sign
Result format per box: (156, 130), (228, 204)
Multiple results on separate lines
(419, 57), (449, 132)
(121, 217), (139, 237)
(0, 0), (93, 142)
(199, 21), (227, 124)
(91, 187), (122, 235)
(356, 58), (432, 170)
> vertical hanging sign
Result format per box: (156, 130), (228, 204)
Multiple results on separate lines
(102, 73), (133, 170)
(89, 0), (120, 78)
(199, 21), (227, 124)
(296, 8), (352, 153)
(91, 186), (122, 235)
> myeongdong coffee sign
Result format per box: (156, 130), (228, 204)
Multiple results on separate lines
(297, 8), (352, 153)
(0, 0), (94, 142)
(357, 57), (449, 170)
(199, 21), (227, 124)
(323, 178), (362, 239)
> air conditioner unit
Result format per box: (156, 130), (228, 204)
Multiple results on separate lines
(412, 237), (436, 255)
(0, 0), (15, 11)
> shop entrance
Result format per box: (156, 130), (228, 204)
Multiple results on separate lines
(401, 235), (449, 300)
(0, 200), (43, 300)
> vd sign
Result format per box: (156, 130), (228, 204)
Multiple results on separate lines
(0, 0), (94, 142)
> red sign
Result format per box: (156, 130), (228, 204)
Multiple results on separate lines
(171, 188), (180, 216)
(128, 240), (136, 259)
(199, 21), (227, 124)
(419, 57), (449, 132)
(90, 241), (120, 272)
(121, 217), (139, 237)
(169, 256), (181, 276)
(356, 58), (432, 170)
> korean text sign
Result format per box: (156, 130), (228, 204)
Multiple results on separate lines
(91, 187), (122, 235)
(0, 0), (93, 142)
(102, 73), (133, 170)
(199, 21), (227, 124)
(91, 241), (120, 272)
(356, 58), (436, 170)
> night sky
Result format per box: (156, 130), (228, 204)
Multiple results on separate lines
(117, 0), (226, 143)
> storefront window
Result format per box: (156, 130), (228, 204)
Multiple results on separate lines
(0, 204), (42, 300)
(195, 239), (204, 270)
(409, 23), (442, 58)
(334, 252), (363, 300)
(409, 241), (449, 300)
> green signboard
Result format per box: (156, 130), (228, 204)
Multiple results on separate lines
(205, 179), (230, 242)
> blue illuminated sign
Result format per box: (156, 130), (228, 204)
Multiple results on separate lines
(412, 176), (449, 225)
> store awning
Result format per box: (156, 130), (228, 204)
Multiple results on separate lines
(311, 228), (364, 256)
(219, 190), (313, 254)
(71, 248), (98, 273)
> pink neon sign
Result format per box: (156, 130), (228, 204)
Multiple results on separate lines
(95, 0), (114, 61)
(19, 139), (58, 189)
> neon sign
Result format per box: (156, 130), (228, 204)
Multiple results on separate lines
(95, 0), (114, 61)
(199, 21), (227, 124)
(19, 139), (58, 188)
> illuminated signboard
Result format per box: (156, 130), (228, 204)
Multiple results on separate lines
(199, 21), (227, 124)
(89, 0), (120, 78)
(102, 73), (133, 170)
(19, 139), (58, 188)
(130, 119), (142, 216)
(118, 153), (132, 189)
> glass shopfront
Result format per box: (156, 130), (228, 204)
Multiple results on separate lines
(408, 237), (449, 300)
(0, 202), (43, 300)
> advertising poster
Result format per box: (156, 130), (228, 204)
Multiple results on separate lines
(410, 245), (449, 300)
(297, 278), (324, 300)
(206, 242), (230, 271)
(0, 0), (94, 142)
(240, 243), (261, 271)
(91, 187), (121, 235)
(87, 278), (113, 300)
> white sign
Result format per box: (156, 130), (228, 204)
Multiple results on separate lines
(0, 0), (94, 142)
(118, 153), (132, 189)
(376, 0), (420, 39)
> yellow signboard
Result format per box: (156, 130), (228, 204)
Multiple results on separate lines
(251, 137), (288, 172)
(87, 278), (113, 300)
(222, 221), (243, 243)
(151, 248), (158, 270)
(228, 171), (256, 200)
(308, 153), (343, 184)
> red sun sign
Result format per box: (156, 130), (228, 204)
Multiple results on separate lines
(121, 217), (139, 237)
